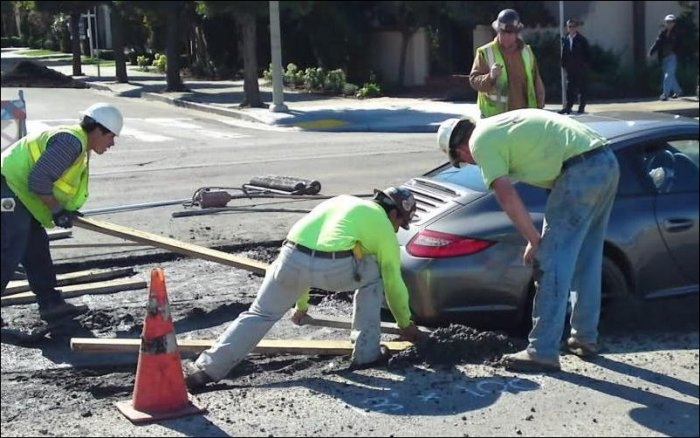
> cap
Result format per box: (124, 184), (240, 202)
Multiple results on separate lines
(664, 14), (676, 22)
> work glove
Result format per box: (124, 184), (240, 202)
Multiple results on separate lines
(290, 309), (308, 325)
(398, 322), (425, 343)
(489, 63), (502, 80)
(52, 209), (83, 229)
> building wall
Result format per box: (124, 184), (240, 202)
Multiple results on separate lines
(371, 28), (430, 86)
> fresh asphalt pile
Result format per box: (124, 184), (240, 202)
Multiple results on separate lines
(1, 60), (88, 88)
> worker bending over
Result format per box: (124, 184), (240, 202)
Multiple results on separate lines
(185, 187), (422, 390)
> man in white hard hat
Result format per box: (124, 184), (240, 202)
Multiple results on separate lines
(648, 14), (683, 100)
(1, 103), (123, 321)
(436, 109), (620, 372)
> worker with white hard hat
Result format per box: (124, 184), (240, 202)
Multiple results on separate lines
(1, 103), (123, 321)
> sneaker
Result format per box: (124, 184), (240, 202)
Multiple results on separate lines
(39, 302), (89, 321)
(659, 94), (668, 101)
(558, 108), (572, 115)
(566, 337), (599, 358)
(671, 92), (681, 99)
(183, 360), (213, 392)
(502, 349), (561, 372)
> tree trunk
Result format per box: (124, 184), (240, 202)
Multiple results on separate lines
(111, 5), (128, 83)
(237, 13), (263, 108)
(165, 3), (185, 92)
(70, 12), (83, 76)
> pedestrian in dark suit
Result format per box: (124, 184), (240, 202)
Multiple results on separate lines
(559, 19), (591, 115)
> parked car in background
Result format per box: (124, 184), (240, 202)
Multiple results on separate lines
(396, 111), (699, 333)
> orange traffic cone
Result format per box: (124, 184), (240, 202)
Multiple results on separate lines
(115, 268), (205, 423)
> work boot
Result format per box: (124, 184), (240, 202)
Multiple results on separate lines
(183, 360), (213, 392)
(39, 302), (89, 322)
(502, 349), (561, 372)
(566, 337), (599, 358)
(348, 345), (392, 371)
(576, 106), (585, 114)
(558, 107), (572, 115)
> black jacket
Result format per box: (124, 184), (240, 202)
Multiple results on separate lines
(649, 27), (681, 62)
(561, 33), (591, 71)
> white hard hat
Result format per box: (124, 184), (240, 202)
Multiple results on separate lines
(664, 14), (676, 22)
(437, 118), (461, 156)
(437, 116), (478, 167)
(80, 103), (123, 136)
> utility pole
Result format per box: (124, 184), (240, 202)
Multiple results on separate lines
(269, 1), (288, 113)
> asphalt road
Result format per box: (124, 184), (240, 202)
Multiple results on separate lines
(1, 86), (444, 265)
(1, 87), (698, 437)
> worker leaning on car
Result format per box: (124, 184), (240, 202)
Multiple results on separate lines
(437, 108), (620, 372)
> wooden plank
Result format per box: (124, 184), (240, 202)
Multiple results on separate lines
(301, 315), (432, 335)
(47, 229), (72, 241)
(74, 216), (269, 275)
(1, 278), (147, 306)
(3, 267), (136, 296)
(70, 337), (413, 356)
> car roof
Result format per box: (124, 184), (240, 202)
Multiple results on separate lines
(577, 111), (699, 141)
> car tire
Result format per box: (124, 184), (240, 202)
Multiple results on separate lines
(511, 257), (629, 338)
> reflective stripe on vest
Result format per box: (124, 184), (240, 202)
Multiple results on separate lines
(478, 42), (537, 118)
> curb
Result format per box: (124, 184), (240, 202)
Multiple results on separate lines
(141, 92), (264, 124)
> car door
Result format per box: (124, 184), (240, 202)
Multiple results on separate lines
(646, 138), (700, 286)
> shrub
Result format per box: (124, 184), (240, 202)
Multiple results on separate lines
(152, 53), (167, 73)
(303, 66), (325, 91)
(136, 55), (150, 71)
(357, 81), (381, 98)
(324, 69), (346, 93)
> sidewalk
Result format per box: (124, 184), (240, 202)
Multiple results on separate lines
(3, 50), (699, 131)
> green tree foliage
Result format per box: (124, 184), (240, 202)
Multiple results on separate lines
(31, 1), (103, 76)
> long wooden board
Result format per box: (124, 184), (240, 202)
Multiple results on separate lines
(302, 315), (432, 335)
(74, 216), (269, 275)
(3, 267), (136, 296)
(1, 277), (147, 306)
(70, 337), (413, 356)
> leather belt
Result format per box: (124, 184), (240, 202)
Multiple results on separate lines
(283, 240), (353, 259)
(562, 146), (609, 171)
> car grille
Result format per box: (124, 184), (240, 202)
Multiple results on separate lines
(403, 178), (464, 222)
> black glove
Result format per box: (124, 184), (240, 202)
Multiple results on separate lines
(52, 209), (83, 228)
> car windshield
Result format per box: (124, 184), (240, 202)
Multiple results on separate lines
(425, 163), (489, 192)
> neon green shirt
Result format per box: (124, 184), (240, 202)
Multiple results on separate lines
(470, 108), (608, 189)
(287, 195), (412, 328)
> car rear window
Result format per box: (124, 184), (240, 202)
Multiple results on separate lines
(427, 163), (489, 192)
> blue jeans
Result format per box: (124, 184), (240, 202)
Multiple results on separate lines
(661, 54), (682, 97)
(527, 147), (619, 359)
(1, 177), (63, 310)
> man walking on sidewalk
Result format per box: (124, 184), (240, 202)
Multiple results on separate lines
(184, 187), (423, 390)
(1, 103), (123, 321)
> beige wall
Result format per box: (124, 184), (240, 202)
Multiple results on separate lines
(371, 28), (430, 86)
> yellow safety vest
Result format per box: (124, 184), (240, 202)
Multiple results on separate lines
(1, 125), (89, 228)
(476, 40), (537, 118)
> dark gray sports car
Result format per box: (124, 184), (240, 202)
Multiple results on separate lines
(397, 111), (699, 332)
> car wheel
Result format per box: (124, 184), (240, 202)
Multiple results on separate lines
(511, 257), (629, 338)
(602, 256), (629, 301)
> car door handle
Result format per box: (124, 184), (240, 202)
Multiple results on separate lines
(662, 218), (694, 232)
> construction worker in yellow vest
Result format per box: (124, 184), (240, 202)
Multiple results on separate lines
(470, 9), (546, 118)
(1, 103), (123, 322)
